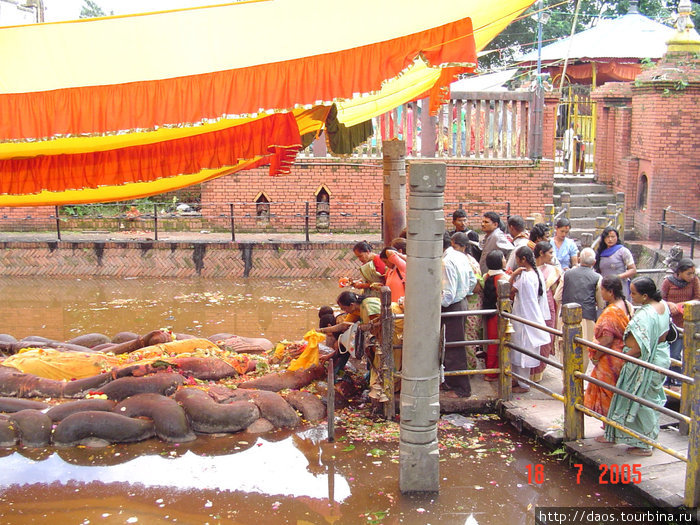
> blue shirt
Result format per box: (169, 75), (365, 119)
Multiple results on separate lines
(550, 237), (578, 270)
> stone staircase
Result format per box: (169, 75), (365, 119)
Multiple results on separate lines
(552, 174), (621, 243)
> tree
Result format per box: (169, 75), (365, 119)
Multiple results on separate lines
(478, 0), (699, 70)
(80, 0), (106, 18)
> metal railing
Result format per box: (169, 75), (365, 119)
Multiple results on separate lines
(659, 207), (698, 259)
(374, 280), (699, 507)
(0, 200), (512, 242)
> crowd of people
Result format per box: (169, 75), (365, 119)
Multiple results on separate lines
(313, 209), (698, 448)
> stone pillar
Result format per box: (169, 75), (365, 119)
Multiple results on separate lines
(399, 162), (444, 493)
(382, 140), (407, 244)
(312, 132), (327, 157)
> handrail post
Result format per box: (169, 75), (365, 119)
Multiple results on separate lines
(380, 200), (384, 235)
(680, 301), (698, 436)
(605, 202), (616, 231)
(305, 201), (310, 242)
(690, 218), (696, 259)
(229, 203), (236, 242)
(683, 301), (699, 507)
(326, 360), (335, 443)
(660, 207), (667, 250)
(580, 232), (593, 248)
(55, 205), (61, 241)
(153, 203), (158, 241)
(561, 303), (585, 440)
(616, 192), (625, 241)
(544, 204), (555, 227)
(497, 280), (513, 400)
(594, 216), (607, 240)
(560, 192), (571, 219)
(380, 286), (395, 420)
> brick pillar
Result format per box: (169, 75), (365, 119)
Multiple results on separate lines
(542, 94), (559, 160)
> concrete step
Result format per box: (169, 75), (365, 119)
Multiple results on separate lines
(568, 217), (598, 230)
(554, 193), (616, 207)
(567, 206), (608, 219)
(570, 228), (635, 245)
(553, 182), (611, 195)
(554, 174), (596, 184)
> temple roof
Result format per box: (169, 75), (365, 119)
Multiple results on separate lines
(520, 12), (675, 64)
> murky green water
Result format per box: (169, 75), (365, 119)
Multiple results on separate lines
(0, 276), (339, 343)
(0, 277), (638, 524)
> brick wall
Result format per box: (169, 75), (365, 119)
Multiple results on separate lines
(0, 240), (360, 279)
(593, 52), (700, 239)
(0, 95), (558, 235)
(0, 206), (54, 231)
(201, 157), (554, 232)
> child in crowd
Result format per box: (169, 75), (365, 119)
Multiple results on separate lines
(482, 250), (506, 381)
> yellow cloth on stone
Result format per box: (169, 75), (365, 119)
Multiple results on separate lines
(117, 338), (220, 363)
(2, 338), (221, 380)
(288, 330), (326, 371)
(2, 349), (121, 381)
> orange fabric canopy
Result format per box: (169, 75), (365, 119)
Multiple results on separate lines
(0, 0), (534, 206)
(547, 61), (643, 85)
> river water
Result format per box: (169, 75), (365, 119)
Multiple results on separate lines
(0, 277), (639, 524)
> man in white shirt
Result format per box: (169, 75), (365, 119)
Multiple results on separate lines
(441, 232), (477, 398)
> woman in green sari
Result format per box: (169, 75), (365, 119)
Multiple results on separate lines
(602, 277), (671, 456)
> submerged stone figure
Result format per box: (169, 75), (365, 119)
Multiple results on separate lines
(0, 328), (340, 448)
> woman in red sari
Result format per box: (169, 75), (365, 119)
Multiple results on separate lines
(584, 275), (632, 416)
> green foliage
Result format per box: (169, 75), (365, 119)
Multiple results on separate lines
(640, 57), (654, 69)
(545, 445), (571, 461)
(60, 198), (174, 218)
(79, 0), (106, 18)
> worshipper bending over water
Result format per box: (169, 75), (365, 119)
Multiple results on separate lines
(585, 275), (632, 417)
(332, 291), (403, 407)
(508, 246), (550, 393)
(379, 247), (406, 303)
(602, 277), (671, 456)
(350, 241), (386, 296)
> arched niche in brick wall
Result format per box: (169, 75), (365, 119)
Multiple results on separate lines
(637, 173), (648, 211)
(315, 185), (331, 229)
(254, 191), (271, 227)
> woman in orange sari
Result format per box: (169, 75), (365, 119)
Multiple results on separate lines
(584, 275), (631, 416)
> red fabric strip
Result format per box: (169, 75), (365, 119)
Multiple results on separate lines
(0, 112), (301, 196)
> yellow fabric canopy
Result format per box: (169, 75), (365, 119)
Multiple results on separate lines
(0, 0), (534, 206)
